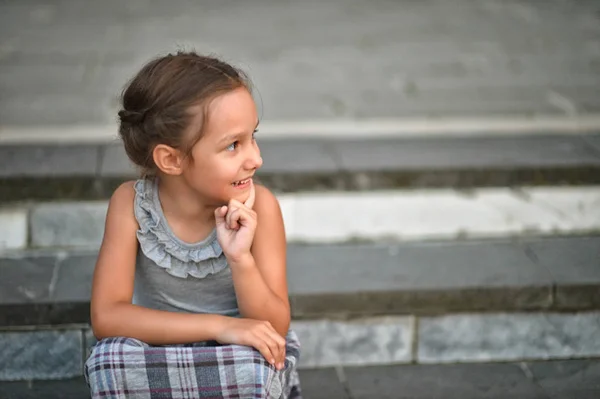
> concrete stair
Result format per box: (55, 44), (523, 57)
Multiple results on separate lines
(2, 0), (600, 395)
(1, 133), (600, 381)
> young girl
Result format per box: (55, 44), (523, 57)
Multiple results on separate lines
(84, 51), (301, 398)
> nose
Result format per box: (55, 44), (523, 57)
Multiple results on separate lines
(244, 142), (263, 170)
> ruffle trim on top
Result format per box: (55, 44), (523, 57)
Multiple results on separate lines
(133, 178), (227, 279)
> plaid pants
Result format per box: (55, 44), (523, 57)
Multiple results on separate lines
(85, 330), (302, 399)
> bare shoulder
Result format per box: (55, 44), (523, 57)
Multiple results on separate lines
(254, 184), (279, 210)
(99, 180), (139, 247)
(253, 183), (282, 216)
(110, 180), (136, 208)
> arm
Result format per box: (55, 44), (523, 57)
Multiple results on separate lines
(228, 185), (291, 338)
(90, 181), (227, 344)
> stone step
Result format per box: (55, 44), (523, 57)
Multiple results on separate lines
(1, 131), (600, 202)
(1, 185), (599, 251)
(2, 312), (600, 380)
(2, 359), (600, 398)
(1, 235), (598, 327)
(1, 235), (599, 380)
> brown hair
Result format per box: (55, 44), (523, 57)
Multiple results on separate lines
(117, 51), (251, 177)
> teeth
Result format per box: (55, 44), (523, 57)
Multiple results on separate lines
(233, 178), (249, 186)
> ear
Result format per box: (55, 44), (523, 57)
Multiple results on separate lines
(152, 144), (184, 175)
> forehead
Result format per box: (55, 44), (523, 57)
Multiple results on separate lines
(188, 87), (257, 143)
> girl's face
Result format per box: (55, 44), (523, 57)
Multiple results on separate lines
(182, 87), (262, 205)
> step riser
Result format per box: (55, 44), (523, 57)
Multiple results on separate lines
(2, 132), (600, 202)
(3, 167), (600, 202)
(2, 186), (599, 251)
(3, 116), (600, 144)
(2, 312), (599, 381)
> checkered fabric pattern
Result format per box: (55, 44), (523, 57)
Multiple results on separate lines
(85, 330), (302, 398)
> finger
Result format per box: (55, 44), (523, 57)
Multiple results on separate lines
(251, 335), (277, 367)
(244, 182), (256, 209)
(226, 209), (241, 230)
(262, 325), (286, 368)
(257, 332), (283, 369)
(214, 206), (228, 226)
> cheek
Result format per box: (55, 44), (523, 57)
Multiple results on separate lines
(198, 159), (237, 187)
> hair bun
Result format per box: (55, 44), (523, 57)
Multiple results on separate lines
(118, 109), (145, 125)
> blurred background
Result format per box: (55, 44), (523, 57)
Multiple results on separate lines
(1, 1), (600, 397)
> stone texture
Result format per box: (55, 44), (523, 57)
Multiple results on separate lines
(30, 202), (108, 248)
(523, 186), (600, 232)
(297, 368), (348, 399)
(2, 0), (600, 125)
(285, 187), (600, 244)
(52, 254), (96, 302)
(526, 236), (600, 308)
(0, 330), (83, 380)
(84, 328), (97, 360)
(0, 208), (27, 250)
(583, 134), (600, 154)
(288, 240), (553, 316)
(0, 377), (90, 399)
(0, 145), (99, 177)
(24, 187), (598, 250)
(291, 317), (414, 368)
(528, 359), (600, 399)
(331, 135), (600, 172)
(2, 360), (600, 398)
(257, 140), (339, 173)
(418, 312), (600, 363)
(344, 362), (547, 399)
(0, 177), (107, 203)
(0, 255), (56, 304)
(98, 142), (138, 177)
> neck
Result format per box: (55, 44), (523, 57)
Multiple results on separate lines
(156, 175), (216, 227)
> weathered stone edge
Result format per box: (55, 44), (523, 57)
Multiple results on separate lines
(2, 167), (600, 202)
(1, 280), (599, 327)
(2, 312), (600, 381)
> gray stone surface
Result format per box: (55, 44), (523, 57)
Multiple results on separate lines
(0, 330), (83, 380)
(1, 0), (600, 127)
(51, 254), (96, 302)
(84, 328), (97, 360)
(418, 312), (600, 363)
(2, 360), (600, 398)
(30, 202), (108, 248)
(527, 236), (600, 308)
(291, 317), (414, 368)
(288, 240), (553, 315)
(98, 142), (138, 177)
(99, 139), (341, 176)
(0, 145), (99, 177)
(345, 362), (547, 399)
(0, 377), (90, 399)
(0, 256), (56, 304)
(529, 359), (600, 399)
(332, 135), (600, 172)
(0, 208), (27, 250)
(257, 140), (339, 173)
(585, 135), (600, 154)
(297, 368), (349, 399)
(528, 237), (600, 283)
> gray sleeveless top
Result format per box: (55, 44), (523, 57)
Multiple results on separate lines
(131, 178), (240, 317)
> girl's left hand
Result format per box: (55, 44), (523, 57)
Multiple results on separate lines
(215, 183), (257, 264)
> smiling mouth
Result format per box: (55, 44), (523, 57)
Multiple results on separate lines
(232, 178), (252, 187)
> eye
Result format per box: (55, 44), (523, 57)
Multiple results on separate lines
(226, 141), (238, 152)
(252, 129), (259, 140)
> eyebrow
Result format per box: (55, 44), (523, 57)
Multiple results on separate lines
(219, 121), (260, 144)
